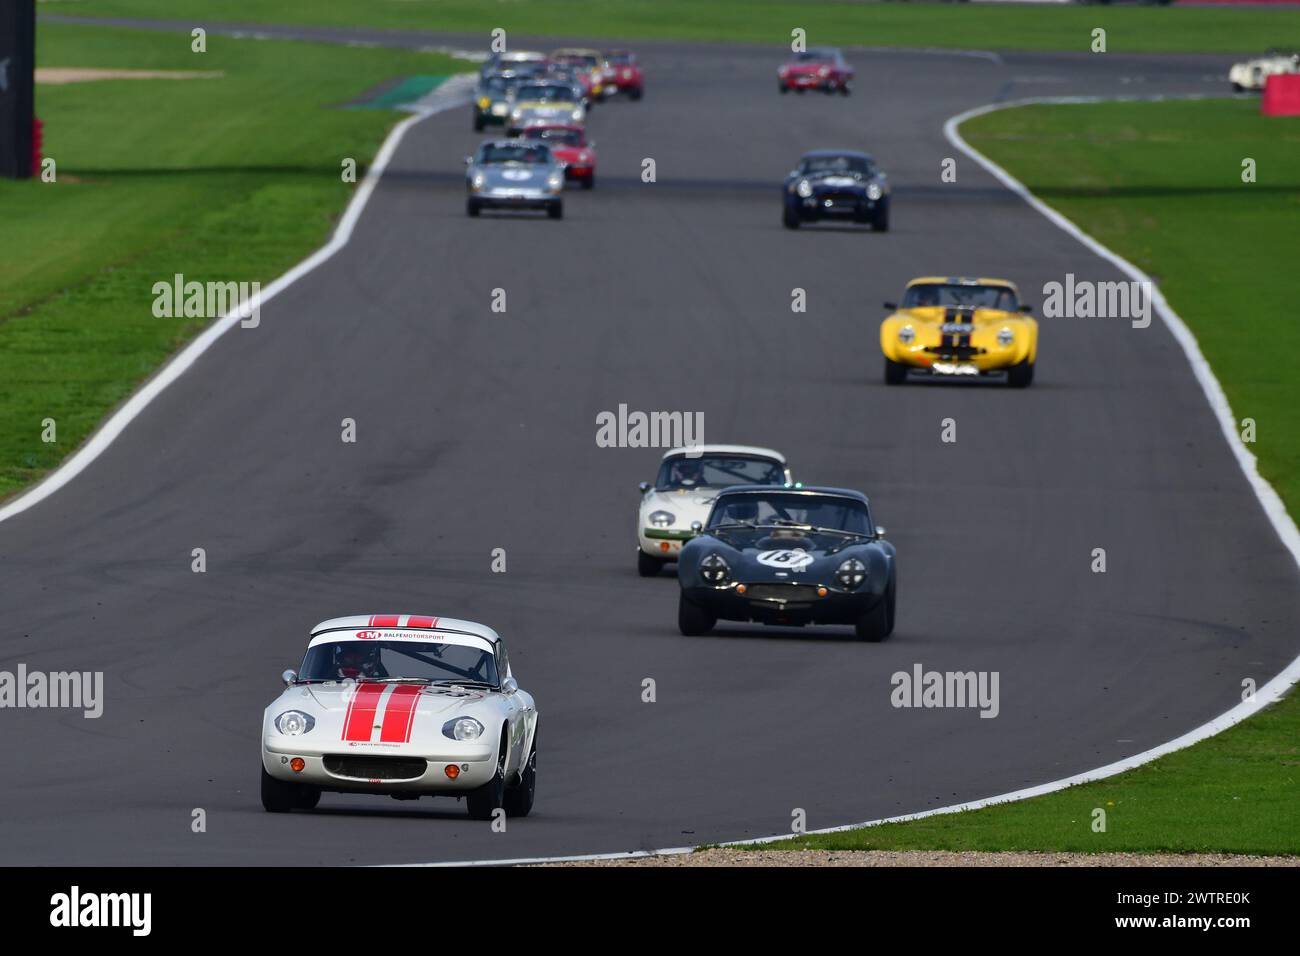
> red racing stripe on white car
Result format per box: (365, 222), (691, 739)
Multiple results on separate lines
(379, 685), (422, 743)
(341, 682), (387, 742)
(368, 614), (401, 628)
(405, 615), (438, 629)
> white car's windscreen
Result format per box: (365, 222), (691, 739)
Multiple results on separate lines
(655, 455), (785, 491)
(299, 640), (499, 687)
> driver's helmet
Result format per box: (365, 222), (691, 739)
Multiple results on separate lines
(915, 286), (940, 307)
(673, 458), (703, 486)
(335, 643), (380, 680)
(729, 498), (759, 523)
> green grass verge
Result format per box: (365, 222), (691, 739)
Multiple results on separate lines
(0, 24), (467, 497)
(47, 0), (1300, 55)
(765, 98), (1300, 856)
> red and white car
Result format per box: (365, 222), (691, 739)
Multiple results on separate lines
(521, 124), (597, 188)
(261, 614), (538, 820)
(778, 48), (853, 95)
(601, 49), (644, 100)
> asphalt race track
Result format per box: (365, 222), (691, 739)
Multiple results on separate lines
(3, 25), (1299, 864)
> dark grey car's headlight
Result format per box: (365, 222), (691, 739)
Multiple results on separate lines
(836, 558), (868, 590)
(275, 711), (316, 736)
(867, 183), (883, 201)
(700, 553), (730, 584)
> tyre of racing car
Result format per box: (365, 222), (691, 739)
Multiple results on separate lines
(854, 596), (890, 642)
(638, 550), (663, 577)
(503, 733), (536, 818)
(678, 593), (717, 636)
(872, 199), (890, 232)
(840, 83), (852, 96)
(466, 732), (508, 820)
(1007, 359), (1035, 388)
(779, 84), (788, 95)
(473, 114), (485, 132)
(548, 201), (564, 220)
(883, 576), (896, 637)
(467, 198), (481, 217)
(884, 357), (908, 385)
(782, 206), (801, 230)
(582, 174), (595, 190)
(261, 763), (309, 813)
(630, 87), (643, 101)
(293, 785), (322, 811)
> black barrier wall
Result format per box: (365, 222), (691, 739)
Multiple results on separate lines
(0, 0), (36, 179)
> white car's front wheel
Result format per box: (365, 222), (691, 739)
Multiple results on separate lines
(504, 734), (536, 818)
(638, 550), (664, 577)
(260, 764), (320, 813)
(466, 734), (508, 820)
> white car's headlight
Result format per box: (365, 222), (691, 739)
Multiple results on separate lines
(275, 710), (315, 736)
(796, 178), (813, 198)
(836, 558), (867, 590)
(547, 171), (564, 192)
(443, 717), (485, 741)
(511, 108), (523, 120)
(898, 325), (915, 345)
(470, 172), (486, 192)
(867, 183), (883, 201)
(649, 510), (675, 528)
(571, 109), (583, 122)
(700, 553), (730, 584)
(997, 327), (1014, 347)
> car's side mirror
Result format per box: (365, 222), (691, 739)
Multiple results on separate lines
(282, 669), (298, 687)
(638, 481), (651, 494)
(464, 156), (473, 166)
(875, 526), (887, 537)
(1019, 304), (1033, 313)
(588, 141), (597, 150)
(501, 676), (518, 695)
(690, 520), (703, 534)
(883, 301), (897, 310)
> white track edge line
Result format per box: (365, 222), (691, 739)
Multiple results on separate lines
(399, 92), (1300, 868)
(0, 82), (473, 526)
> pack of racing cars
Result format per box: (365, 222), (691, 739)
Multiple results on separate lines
(466, 47), (643, 217)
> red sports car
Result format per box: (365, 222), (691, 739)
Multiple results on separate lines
(521, 124), (597, 189)
(778, 48), (853, 95)
(601, 50), (644, 100)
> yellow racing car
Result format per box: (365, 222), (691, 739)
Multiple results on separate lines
(880, 276), (1037, 387)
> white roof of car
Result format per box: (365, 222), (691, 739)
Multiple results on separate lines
(660, 444), (786, 463)
(309, 615), (500, 648)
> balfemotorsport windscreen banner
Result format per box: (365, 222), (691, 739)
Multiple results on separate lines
(0, 1), (37, 179)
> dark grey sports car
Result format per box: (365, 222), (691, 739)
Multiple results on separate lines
(677, 486), (897, 641)
(782, 149), (890, 231)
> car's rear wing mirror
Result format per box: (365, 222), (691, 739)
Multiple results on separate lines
(883, 301), (898, 310)
(463, 156), (473, 166)
(638, 481), (652, 494)
(282, 669), (297, 687)
(1020, 304), (1034, 313)
(690, 520), (704, 534)
(875, 526), (887, 537)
